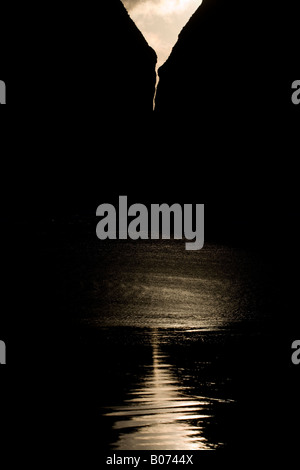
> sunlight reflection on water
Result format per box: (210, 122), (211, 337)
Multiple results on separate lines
(87, 241), (271, 330)
(103, 329), (230, 450)
(88, 241), (272, 449)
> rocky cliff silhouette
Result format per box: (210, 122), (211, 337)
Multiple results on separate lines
(155, 0), (299, 125)
(69, 0), (157, 113)
(2, 1), (157, 112)
(1, 0), (158, 225)
(101, 1), (157, 114)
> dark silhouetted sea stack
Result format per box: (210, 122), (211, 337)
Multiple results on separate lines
(2, 0), (158, 224)
(5, 1), (157, 113)
(155, 0), (299, 127)
(57, 0), (157, 113)
(100, 1), (157, 114)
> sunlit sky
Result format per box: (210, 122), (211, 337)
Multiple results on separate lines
(122, 0), (202, 67)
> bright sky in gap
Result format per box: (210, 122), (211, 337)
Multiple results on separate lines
(122, 0), (203, 67)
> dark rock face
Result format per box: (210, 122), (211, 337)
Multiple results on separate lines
(1, 1), (158, 223)
(100, 1), (157, 114)
(3, 1), (157, 113)
(63, 0), (157, 113)
(155, 0), (299, 124)
(152, 0), (299, 248)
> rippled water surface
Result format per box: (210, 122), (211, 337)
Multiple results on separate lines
(80, 240), (273, 330)
(67, 240), (275, 449)
(102, 329), (234, 450)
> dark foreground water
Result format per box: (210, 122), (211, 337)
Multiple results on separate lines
(100, 328), (234, 450)
(55, 237), (285, 450)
